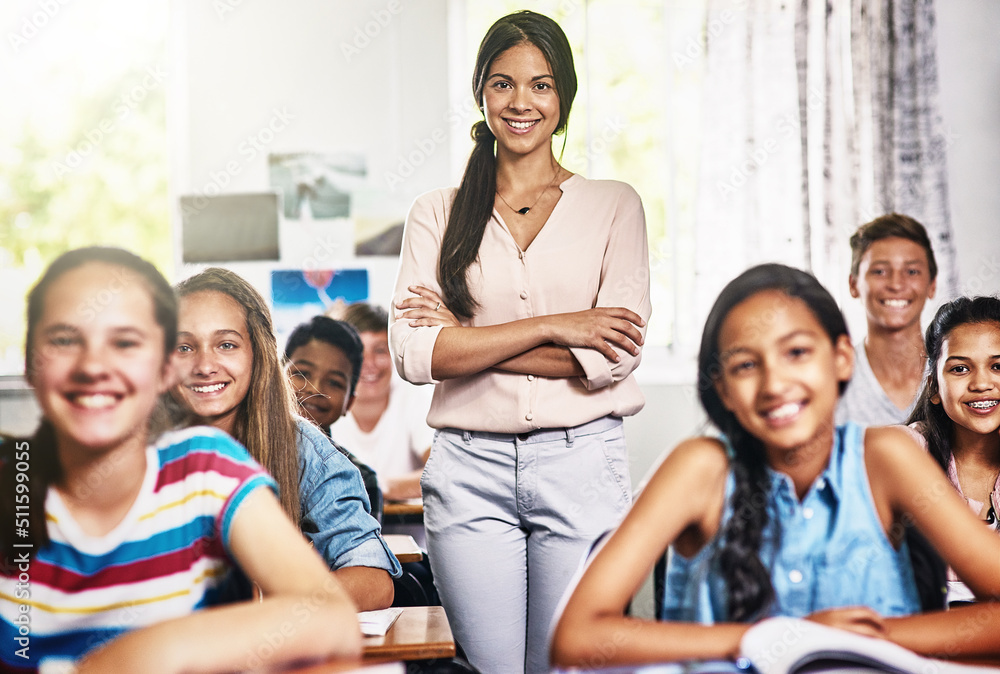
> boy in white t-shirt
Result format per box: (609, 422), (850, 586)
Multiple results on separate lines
(837, 213), (938, 428)
(330, 303), (433, 502)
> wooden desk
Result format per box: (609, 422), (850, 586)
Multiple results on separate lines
(383, 534), (423, 564)
(362, 606), (455, 661)
(382, 501), (424, 528)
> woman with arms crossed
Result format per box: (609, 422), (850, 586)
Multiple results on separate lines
(391, 10), (650, 674)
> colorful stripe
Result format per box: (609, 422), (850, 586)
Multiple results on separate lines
(0, 428), (273, 669)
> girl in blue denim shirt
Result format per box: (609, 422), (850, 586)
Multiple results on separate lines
(168, 268), (399, 610)
(553, 264), (1000, 668)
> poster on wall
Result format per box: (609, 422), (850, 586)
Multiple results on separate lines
(268, 152), (366, 220)
(179, 193), (280, 263)
(270, 268), (369, 345)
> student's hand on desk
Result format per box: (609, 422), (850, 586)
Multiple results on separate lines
(806, 606), (885, 638)
(545, 308), (645, 362)
(398, 286), (461, 328)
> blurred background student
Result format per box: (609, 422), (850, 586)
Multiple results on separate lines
(283, 314), (384, 520)
(330, 302), (433, 504)
(838, 214), (937, 427)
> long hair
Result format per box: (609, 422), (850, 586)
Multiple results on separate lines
(3, 247), (177, 562)
(907, 295), (1000, 471)
(697, 263), (850, 620)
(173, 268), (300, 520)
(439, 10), (577, 318)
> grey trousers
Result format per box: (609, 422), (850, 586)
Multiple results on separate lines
(421, 415), (632, 674)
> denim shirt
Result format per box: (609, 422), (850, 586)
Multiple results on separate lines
(297, 418), (402, 577)
(663, 423), (919, 622)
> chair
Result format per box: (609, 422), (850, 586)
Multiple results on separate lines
(392, 558), (440, 607)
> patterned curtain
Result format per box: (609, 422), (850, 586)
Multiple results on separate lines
(694, 0), (957, 325)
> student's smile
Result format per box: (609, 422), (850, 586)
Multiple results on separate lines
(934, 321), (1000, 437)
(171, 290), (253, 435)
(714, 290), (853, 457)
(286, 338), (354, 430)
(28, 261), (173, 456)
(355, 331), (392, 404)
(850, 237), (936, 332)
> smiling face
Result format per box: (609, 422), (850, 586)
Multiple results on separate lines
(28, 261), (174, 457)
(850, 237), (936, 332)
(170, 290), (253, 434)
(355, 330), (392, 405)
(286, 338), (355, 430)
(714, 290), (853, 458)
(482, 42), (560, 161)
(932, 321), (1000, 439)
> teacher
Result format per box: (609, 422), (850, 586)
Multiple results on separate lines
(390, 10), (651, 674)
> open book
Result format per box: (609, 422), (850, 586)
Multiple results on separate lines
(741, 617), (999, 673)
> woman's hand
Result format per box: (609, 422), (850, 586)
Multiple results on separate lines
(806, 607), (885, 639)
(397, 285), (462, 328)
(545, 308), (645, 362)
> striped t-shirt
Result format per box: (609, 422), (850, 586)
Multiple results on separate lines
(0, 426), (276, 671)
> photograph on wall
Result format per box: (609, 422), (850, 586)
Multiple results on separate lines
(270, 268), (369, 343)
(179, 192), (280, 263)
(350, 188), (412, 257)
(268, 152), (366, 220)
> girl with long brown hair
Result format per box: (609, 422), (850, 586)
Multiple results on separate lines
(391, 10), (650, 673)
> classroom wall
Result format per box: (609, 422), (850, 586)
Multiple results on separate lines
(2, 0), (996, 502)
(164, 1), (1000, 492)
(169, 0), (454, 303)
(1, 0), (996, 618)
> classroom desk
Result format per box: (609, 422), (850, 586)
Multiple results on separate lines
(287, 660), (403, 673)
(382, 501), (424, 526)
(383, 534), (423, 564)
(362, 606), (455, 662)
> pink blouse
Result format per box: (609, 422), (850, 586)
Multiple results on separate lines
(390, 174), (651, 433)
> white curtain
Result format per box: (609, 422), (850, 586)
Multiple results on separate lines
(694, 0), (957, 325)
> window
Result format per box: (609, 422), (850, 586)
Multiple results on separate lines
(0, 0), (170, 375)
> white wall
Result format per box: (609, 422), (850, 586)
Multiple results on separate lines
(170, 0), (453, 303)
(935, 0), (1000, 299)
(2, 0), (996, 619)
(4, 0), (996, 491)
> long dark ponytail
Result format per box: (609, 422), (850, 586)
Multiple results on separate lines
(697, 264), (850, 620)
(907, 295), (1000, 471)
(439, 10), (577, 319)
(2, 247), (176, 563)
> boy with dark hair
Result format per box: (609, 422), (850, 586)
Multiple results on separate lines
(838, 213), (938, 427)
(284, 316), (382, 518)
